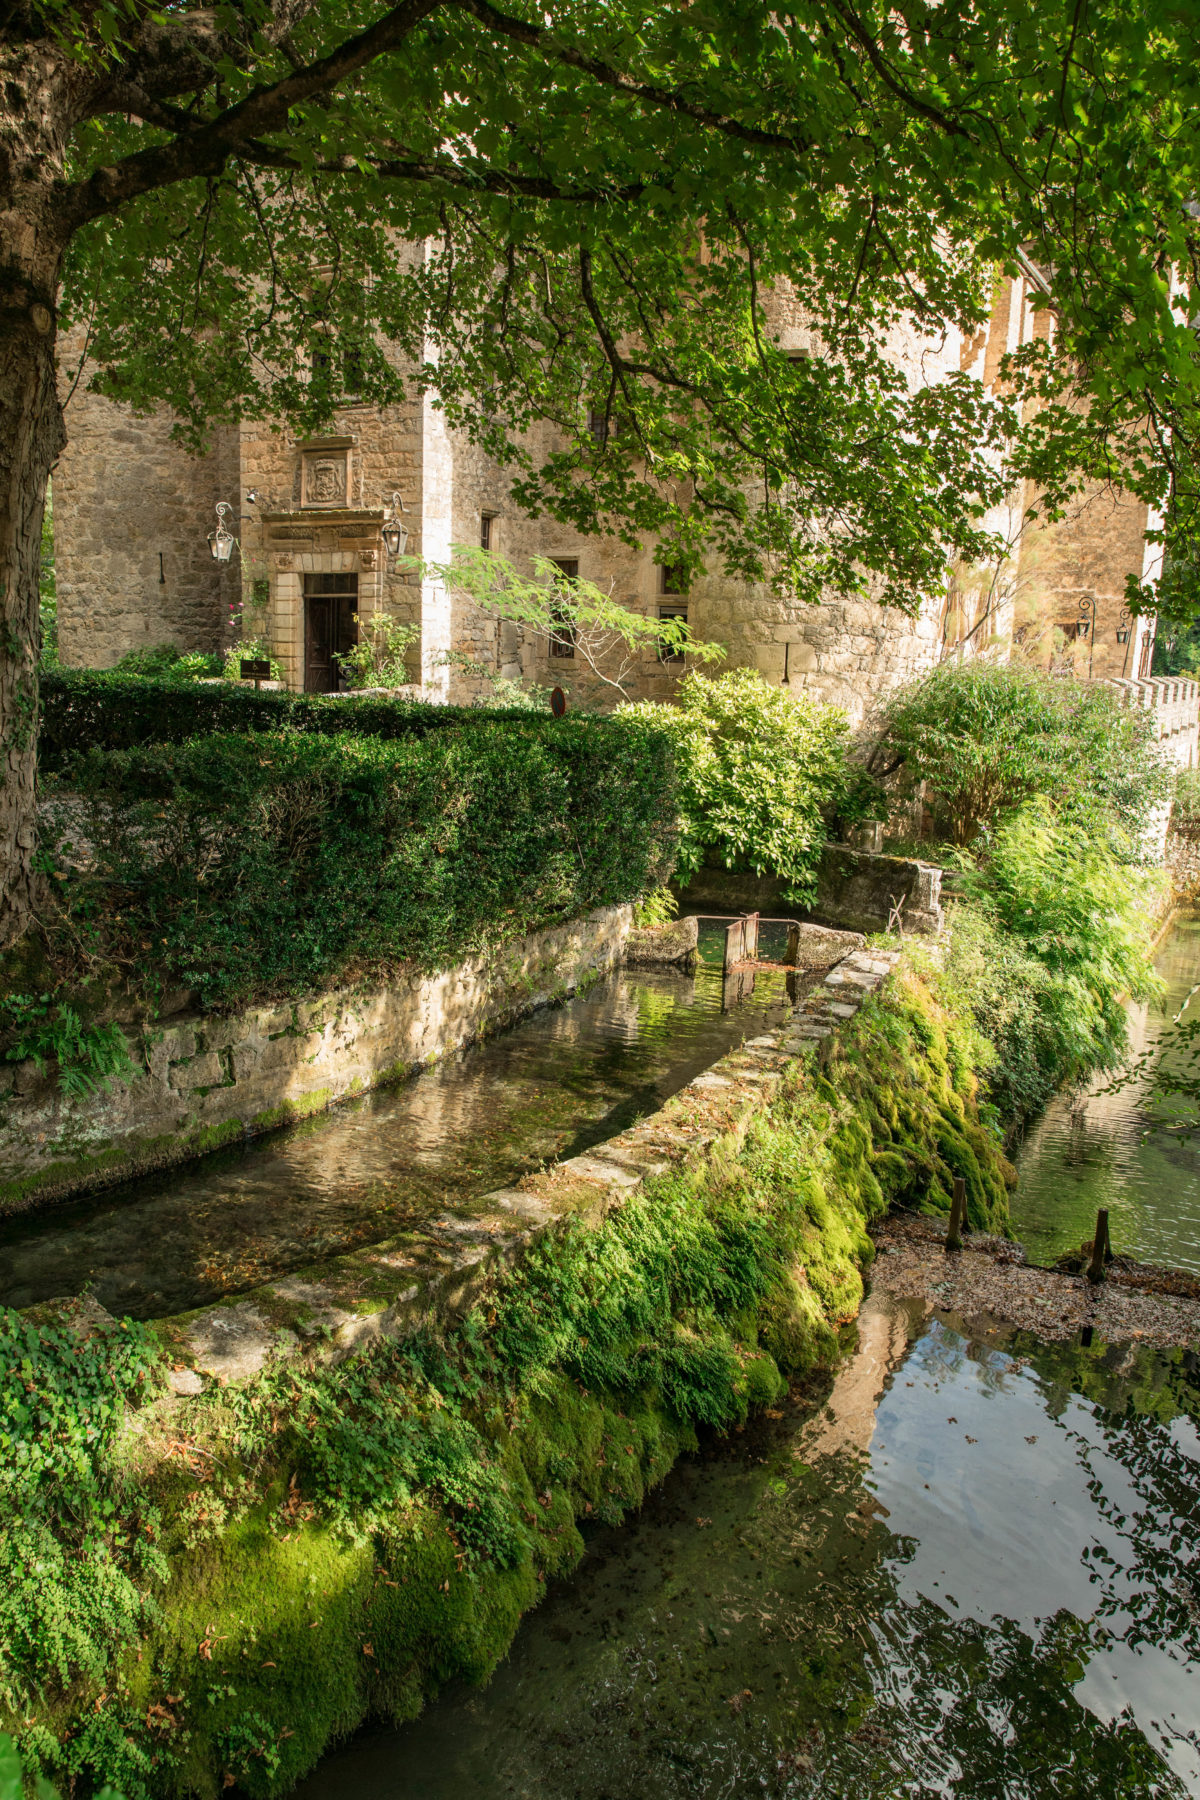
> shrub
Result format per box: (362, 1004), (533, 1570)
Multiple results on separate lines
(334, 613), (420, 689)
(222, 638), (284, 683)
(961, 797), (1163, 1080)
(39, 668), (544, 770)
(48, 715), (677, 1006)
(113, 644), (223, 681)
(873, 660), (1171, 846)
(617, 669), (852, 904)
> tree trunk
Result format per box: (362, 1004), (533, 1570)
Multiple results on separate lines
(0, 281), (65, 948)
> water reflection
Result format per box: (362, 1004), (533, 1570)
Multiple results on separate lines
(294, 1294), (1200, 1800)
(0, 925), (795, 1319)
(1011, 916), (1200, 1274)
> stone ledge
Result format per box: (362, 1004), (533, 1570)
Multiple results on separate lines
(154, 943), (903, 1389)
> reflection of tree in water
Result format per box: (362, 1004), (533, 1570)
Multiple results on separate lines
(430, 1424), (1192, 1800)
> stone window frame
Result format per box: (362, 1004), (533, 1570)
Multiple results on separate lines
(548, 558), (579, 659)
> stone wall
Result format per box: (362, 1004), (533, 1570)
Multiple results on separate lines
(0, 906), (631, 1214)
(53, 331), (233, 667)
(675, 847), (945, 937)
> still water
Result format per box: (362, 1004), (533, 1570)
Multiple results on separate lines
(1011, 915), (1200, 1274)
(0, 923), (797, 1319)
(298, 1291), (1200, 1799)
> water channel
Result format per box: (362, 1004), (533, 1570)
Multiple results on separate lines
(0, 922), (798, 1319)
(10, 912), (1200, 1795)
(298, 1290), (1200, 1799)
(291, 915), (1200, 1799)
(1011, 913), (1200, 1275)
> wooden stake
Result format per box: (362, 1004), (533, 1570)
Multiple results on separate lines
(945, 1176), (966, 1253)
(1087, 1208), (1110, 1285)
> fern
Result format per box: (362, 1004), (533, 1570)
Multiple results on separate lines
(1, 996), (136, 1097)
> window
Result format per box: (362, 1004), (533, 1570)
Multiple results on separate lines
(659, 563), (688, 596)
(480, 512), (497, 551)
(549, 558), (578, 659)
(310, 342), (364, 396)
(657, 603), (688, 665)
(587, 409), (609, 447)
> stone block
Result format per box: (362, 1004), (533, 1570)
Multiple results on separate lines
(169, 1051), (227, 1092)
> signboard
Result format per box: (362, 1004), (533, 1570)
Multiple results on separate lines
(240, 659), (272, 680)
(550, 686), (567, 717)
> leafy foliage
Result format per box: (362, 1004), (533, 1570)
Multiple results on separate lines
(873, 661), (1171, 847)
(333, 613), (420, 691)
(619, 670), (851, 903)
(47, 715), (677, 1005)
(0, 993), (135, 1098)
(426, 550), (724, 699)
(222, 639), (284, 685)
(113, 645), (223, 682)
(961, 799), (1163, 1083)
(42, 0), (1200, 614)
(38, 667), (562, 769)
(0, 1733), (124, 1800)
(0, 1304), (163, 1713)
(632, 886), (678, 929)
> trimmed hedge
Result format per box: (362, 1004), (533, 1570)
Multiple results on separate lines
(49, 716), (677, 1006)
(39, 669), (535, 770)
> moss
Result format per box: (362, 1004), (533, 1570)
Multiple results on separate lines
(5, 952), (1016, 1797)
(248, 1090), (335, 1134)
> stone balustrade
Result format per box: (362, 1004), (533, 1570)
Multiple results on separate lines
(1105, 675), (1200, 772)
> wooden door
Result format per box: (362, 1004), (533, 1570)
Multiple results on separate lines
(303, 573), (359, 692)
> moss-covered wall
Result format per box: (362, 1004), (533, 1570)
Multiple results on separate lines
(0, 954), (1013, 1798)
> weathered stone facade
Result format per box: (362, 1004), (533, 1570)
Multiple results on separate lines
(51, 270), (1157, 723)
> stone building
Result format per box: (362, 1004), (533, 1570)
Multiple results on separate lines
(50, 270), (1157, 725)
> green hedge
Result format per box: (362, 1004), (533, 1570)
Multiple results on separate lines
(39, 669), (535, 770)
(49, 717), (677, 1006)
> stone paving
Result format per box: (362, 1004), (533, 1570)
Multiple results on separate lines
(156, 944), (902, 1392)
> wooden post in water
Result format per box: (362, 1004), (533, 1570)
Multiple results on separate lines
(744, 911), (760, 961)
(945, 1176), (966, 1253)
(785, 922), (800, 968)
(723, 917), (744, 973)
(1087, 1208), (1110, 1285)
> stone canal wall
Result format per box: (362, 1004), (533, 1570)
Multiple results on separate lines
(676, 844), (946, 937)
(0, 905), (631, 1213)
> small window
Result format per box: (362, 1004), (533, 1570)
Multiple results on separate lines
(659, 563), (688, 596)
(480, 513), (497, 552)
(549, 559), (578, 659)
(587, 409), (609, 446)
(657, 603), (688, 665)
(310, 342), (363, 396)
(342, 347), (365, 395)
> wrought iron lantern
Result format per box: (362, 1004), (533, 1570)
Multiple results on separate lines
(1116, 613), (1132, 645)
(207, 501), (238, 564)
(381, 492), (409, 561)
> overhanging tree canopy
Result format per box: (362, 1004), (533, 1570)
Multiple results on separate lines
(1, 0), (1199, 944)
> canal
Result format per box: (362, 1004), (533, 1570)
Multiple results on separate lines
(292, 914), (1200, 1799)
(297, 1289), (1200, 1799)
(1011, 913), (1200, 1275)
